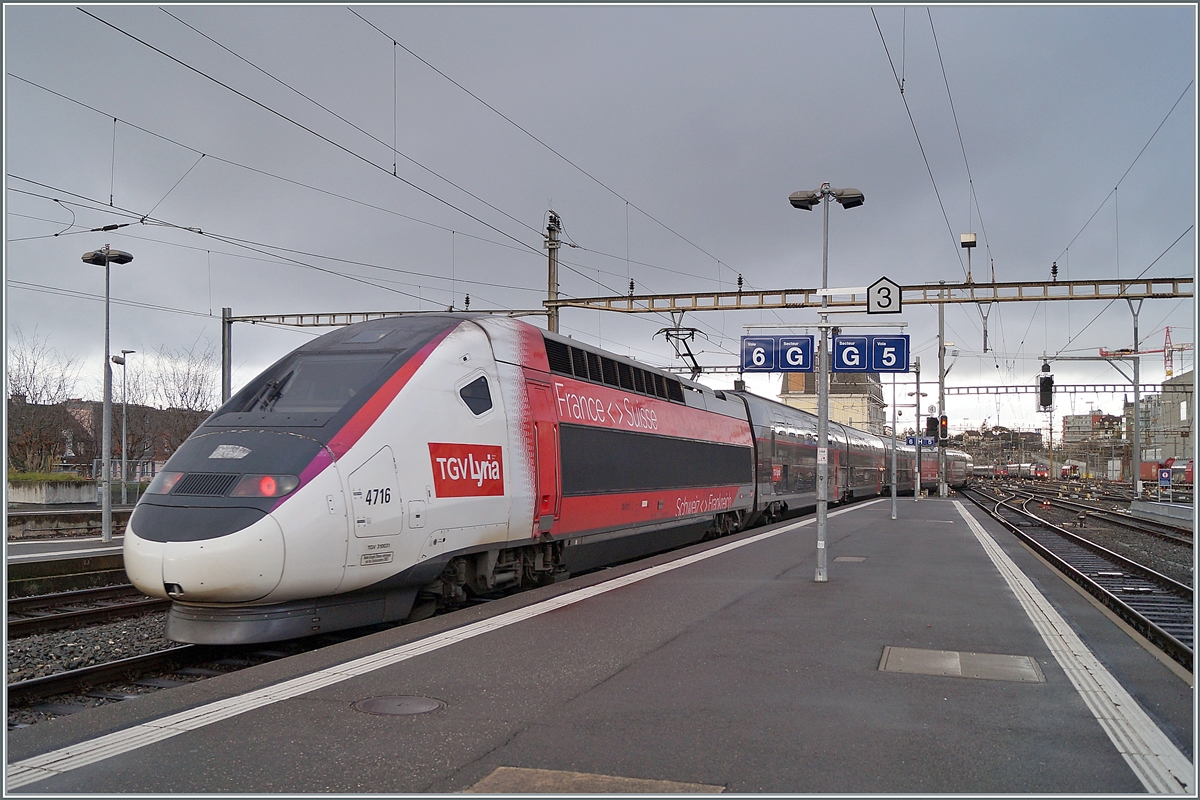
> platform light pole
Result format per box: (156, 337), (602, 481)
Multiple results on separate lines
(82, 246), (134, 542)
(112, 350), (135, 505)
(789, 184), (864, 582)
(891, 374), (898, 520)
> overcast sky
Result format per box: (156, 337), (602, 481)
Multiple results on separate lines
(4, 4), (1196, 436)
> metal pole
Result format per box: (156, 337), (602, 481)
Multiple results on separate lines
(815, 190), (830, 582)
(1133, 355), (1141, 495)
(221, 307), (233, 403)
(914, 356), (921, 500)
(120, 357), (128, 505)
(1048, 408), (1054, 482)
(891, 372), (897, 520)
(546, 213), (561, 334)
(102, 255), (113, 543)
(1128, 299), (1142, 494)
(938, 283), (947, 497)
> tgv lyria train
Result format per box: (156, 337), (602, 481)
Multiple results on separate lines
(125, 314), (971, 643)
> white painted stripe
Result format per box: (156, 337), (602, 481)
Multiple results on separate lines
(954, 501), (1194, 794)
(6, 501), (881, 790)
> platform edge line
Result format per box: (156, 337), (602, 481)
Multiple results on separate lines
(953, 501), (1194, 794)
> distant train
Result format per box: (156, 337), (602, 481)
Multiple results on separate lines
(124, 314), (972, 644)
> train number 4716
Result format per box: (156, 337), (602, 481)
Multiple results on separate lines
(364, 488), (392, 505)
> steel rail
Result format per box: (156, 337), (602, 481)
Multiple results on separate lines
(961, 487), (1192, 672)
(7, 584), (141, 613)
(6, 645), (208, 705)
(1012, 488), (1193, 545)
(8, 597), (172, 637)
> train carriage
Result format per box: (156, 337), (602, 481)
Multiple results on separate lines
(123, 313), (972, 645)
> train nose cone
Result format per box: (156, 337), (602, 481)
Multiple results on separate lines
(125, 513), (286, 603)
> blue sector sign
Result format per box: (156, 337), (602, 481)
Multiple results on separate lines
(778, 337), (813, 372)
(740, 336), (814, 372)
(833, 335), (910, 372)
(1159, 469), (1172, 487)
(832, 336), (869, 372)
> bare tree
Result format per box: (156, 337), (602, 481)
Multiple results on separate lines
(7, 328), (83, 473)
(149, 336), (220, 413)
(6, 327), (82, 404)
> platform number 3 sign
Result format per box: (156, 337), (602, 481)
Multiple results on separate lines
(868, 277), (902, 315)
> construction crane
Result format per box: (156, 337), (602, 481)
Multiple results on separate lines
(1099, 327), (1193, 376)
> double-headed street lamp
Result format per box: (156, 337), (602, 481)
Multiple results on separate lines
(789, 184), (864, 583)
(82, 246), (133, 542)
(112, 350), (136, 504)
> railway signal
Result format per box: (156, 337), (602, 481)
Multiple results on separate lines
(1038, 372), (1054, 410)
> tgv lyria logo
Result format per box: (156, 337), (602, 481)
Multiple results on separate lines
(428, 443), (504, 497)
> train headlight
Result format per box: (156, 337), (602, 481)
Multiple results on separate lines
(230, 474), (300, 498)
(146, 471), (185, 494)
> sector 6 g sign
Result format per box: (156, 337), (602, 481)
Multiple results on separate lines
(741, 338), (776, 371)
(740, 336), (814, 372)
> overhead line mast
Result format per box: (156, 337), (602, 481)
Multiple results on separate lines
(543, 278), (1192, 314)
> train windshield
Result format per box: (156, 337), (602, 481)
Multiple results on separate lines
(209, 352), (397, 427)
(240, 354), (394, 414)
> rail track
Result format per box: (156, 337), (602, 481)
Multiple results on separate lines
(995, 483), (1191, 538)
(961, 486), (1193, 672)
(7, 585), (171, 636)
(6, 635), (359, 727)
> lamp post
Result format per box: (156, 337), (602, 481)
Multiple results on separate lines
(82, 246), (133, 542)
(112, 350), (135, 504)
(789, 183), (864, 582)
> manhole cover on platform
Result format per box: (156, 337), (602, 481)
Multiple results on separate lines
(353, 696), (445, 716)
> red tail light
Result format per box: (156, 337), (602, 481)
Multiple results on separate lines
(146, 471), (185, 494)
(230, 474), (300, 498)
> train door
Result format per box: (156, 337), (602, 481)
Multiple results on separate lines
(525, 381), (561, 536)
(344, 445), (404, 571)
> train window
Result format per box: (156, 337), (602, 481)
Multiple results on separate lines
(572, 347), (590, 380)
(544, 339), (572, 375)
(587, 352), (603, 383)
(618, 362), (635, 391)
(236, 353), (393, 414)
(346, 329), (392, 344)
(459, 376), (493, 415)
(601, 357), (620, 387)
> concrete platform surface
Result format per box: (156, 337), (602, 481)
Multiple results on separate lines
(6, 496), (1194, 793)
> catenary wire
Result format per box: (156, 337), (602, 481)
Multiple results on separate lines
(348, 7), (751, 290)
(77, 8), (543, 259)
(7, 73), (728, 291)
(158, 7), (540, 239)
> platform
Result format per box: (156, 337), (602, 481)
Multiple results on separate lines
(6, 496), (1194, 793)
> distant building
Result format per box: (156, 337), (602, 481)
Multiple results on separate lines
(778, 372), (887, 435)
(1149, 370), (1194, 463)
(1061, 411), (1123, 444)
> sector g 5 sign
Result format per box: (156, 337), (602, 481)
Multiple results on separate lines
(740, 336), (814, 373)
(428, 443), (504, 497)
(832, 335), (909, 373)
